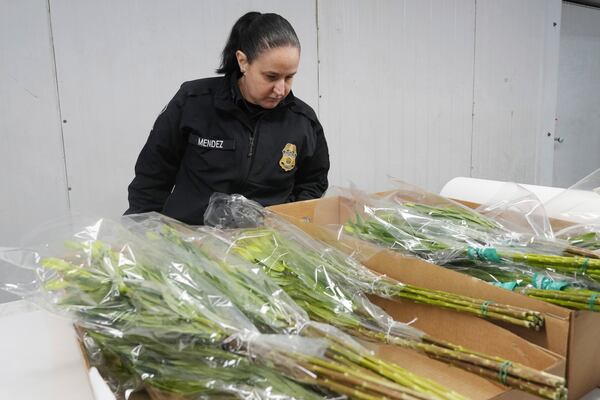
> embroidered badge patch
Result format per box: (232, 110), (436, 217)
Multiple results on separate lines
(279, 143), (297, 172)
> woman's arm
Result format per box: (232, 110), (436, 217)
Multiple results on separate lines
(125, 87), (188, 214)
(290, 120), (330, 202)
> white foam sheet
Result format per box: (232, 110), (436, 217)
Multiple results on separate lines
(440, 177), (600, 224)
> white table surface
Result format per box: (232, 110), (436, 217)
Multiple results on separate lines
(1, 300), (599, 400)
(0, 300), (95, 400)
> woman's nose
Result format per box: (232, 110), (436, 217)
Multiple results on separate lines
(273, 80), (285, 96)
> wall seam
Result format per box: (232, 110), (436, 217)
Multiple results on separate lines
(469, 0), (477, 178)
(315, 0), (321, 117)
(47, 0), (71, 210)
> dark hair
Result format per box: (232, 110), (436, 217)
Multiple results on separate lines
(217, 12), (300, 75)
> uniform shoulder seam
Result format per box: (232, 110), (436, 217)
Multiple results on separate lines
(180, 77), (224, 96)
(289, 97), (319, 123)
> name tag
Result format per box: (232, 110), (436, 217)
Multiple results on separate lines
(189, 134), (235, 150)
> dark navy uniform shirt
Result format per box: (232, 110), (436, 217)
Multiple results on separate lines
(125, 74), (329, 224)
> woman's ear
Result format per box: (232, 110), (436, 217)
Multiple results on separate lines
(236, 50), (248, 74)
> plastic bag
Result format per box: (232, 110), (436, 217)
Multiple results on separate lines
(544, 167), (600, 224)
(122, 212), (310, 336)
(203, 194), (572, 399)
(324, 183), (600, 293)
(0, 216), (327, 400)
(473, 181), (554, 240)
(122, 212), (464, 400)
(328, 184), (505, 265)
(205, 193), (425, 342)
(556, 224), (600, 253)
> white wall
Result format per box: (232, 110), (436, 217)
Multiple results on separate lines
(319, 0), (475, 192)
(471, 0), (561, 186)
(0, 0), (70, 247)
(554, 2), (600, 187)
(318, 0), (561, 193)
(49, 0), (319, 218)
(1, 0), (563, 247)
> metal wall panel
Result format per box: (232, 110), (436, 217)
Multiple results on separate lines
(317, 0), (475, 192)
(554, 2), (600, 187)
(0, 0), (69, 246)
(471, 0), (561, 185)
(49, 0), (319, 217)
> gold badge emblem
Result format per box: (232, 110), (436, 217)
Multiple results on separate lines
(279, 143), (297, 172)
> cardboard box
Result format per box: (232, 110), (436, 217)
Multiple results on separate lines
(268, 196), (600, 399)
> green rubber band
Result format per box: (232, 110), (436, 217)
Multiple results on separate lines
(492, 281), (519, 291)
(467, 247), (477, 259)
(534, 273), (548, 289)
(588, 293), (599, 311)
(481, 247), (501, 263)
(467, 246), (501, 262)
(548, 280), (570, 291)
(498, 361), (512, 385)
(480, 300), (492, 317)
(532, 272), (569, 290)
(580, 257), (590, 274)
(532, 272), (549, 289)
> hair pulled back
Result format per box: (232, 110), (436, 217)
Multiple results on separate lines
(217, 12), (300, 75)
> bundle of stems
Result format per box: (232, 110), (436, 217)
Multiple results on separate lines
(40, 241), (325, 399)
(518, 287), (600, 311)
(375, 280), (543, 329)
(343, 215), (543, 328)
(555, 223), (600, 253)
(130, 214), (465, 400)
(214, 224), (564, 400)
(79, 328), (320, 400)
(37, 217), (468, 400)
(498, 251), (600, 283)
(400, 202), (505, 233)
(344, 211), (464, 261)
(346, 206), (600, 312)
(403, 201), (600, 261)
(571, 232), (600, 251)
(202, 195), (567, 398)
(445, 262), (600, 312)
(372, 200), (600, 275)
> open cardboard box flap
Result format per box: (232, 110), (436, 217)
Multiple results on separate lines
(268, 196), (600, 399)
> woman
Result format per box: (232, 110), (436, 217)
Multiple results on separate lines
(125, 12), (329, 224)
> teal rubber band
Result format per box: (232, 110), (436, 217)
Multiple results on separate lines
(532, 272), (554, 290)
(492, 281), (519, 291)
(588, 293), (599, 311)
(481, 247), (501, 263)
(548, 281), (570, 291)
(467, 247), (477, 259)
(467, 246), (501, 262)
(580, 257), (590, 274)
(480, 300), (492, 317)
(541, 277), (551, 289)
(498, 361), (512, 385)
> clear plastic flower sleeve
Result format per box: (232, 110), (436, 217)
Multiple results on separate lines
(0, 217), (327, 400)
(205, 193), (425, 342)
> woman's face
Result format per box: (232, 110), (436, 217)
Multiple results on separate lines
(236, 46), (300, 109)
